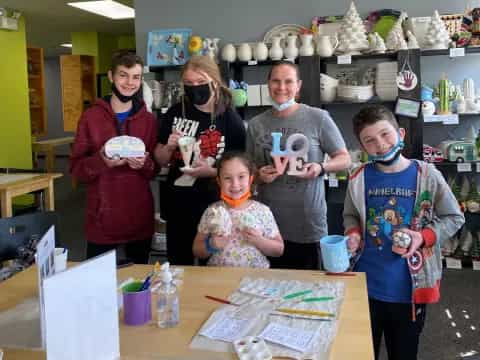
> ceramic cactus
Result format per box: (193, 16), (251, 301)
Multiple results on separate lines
(438, 77), (451, 114)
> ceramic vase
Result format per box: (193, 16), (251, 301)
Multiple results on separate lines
(269, 36), (283, 60)
(299, 34), (314, 56)
(284, 35), (299, 60)
(316, 35), (338, 57)
(254, 42), (269, 61)
(221, 44), (236, 62)
(237, 43), (252, 62)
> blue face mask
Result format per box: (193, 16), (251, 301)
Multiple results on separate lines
(368, 133), (405, 166)
(271, 97), (296, 112)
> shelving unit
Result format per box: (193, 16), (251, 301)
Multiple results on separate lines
(60, 55), (96, 132)
(27, 47), (47, 136)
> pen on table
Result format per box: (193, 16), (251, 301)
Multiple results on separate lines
(205, 295), (238, 306)
(139, 274), (152, 291)
(275, 308), (336, 318)
(301, 296), (335, 302)
(283, 290), (312, 300)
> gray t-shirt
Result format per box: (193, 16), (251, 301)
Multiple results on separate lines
(246, 104), (346, 243)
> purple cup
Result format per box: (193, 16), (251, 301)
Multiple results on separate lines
(122, 282), (152, 326)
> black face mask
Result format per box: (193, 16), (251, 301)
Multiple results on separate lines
(111, 83), (140, 103)
(183, 83), (211, 105)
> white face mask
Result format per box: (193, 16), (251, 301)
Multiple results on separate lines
(271, 97), (296, 112)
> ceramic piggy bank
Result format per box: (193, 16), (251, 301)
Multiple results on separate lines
(392, 231), (412, 255)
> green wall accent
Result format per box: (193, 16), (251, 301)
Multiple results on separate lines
(0, 18), (32, 169)
(98, 33), (117, 73)
(117, 35), (136, 50)
(71, 31), (99, 70)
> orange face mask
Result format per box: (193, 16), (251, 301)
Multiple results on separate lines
(218, 175), (253, 208)
(220, 190), (252, 208)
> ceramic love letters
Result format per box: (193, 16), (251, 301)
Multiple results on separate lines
(270, 132), (310, 176)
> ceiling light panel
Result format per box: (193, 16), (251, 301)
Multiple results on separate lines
(67, 1), (134, 20)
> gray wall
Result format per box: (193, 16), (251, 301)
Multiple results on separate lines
(42, 56), (75, 155)
(134, 0), (480, 148)
(134, 0), (468, 62)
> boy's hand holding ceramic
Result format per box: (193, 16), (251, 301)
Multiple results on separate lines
(100, 145), (127, 168)
(396, 228), (423, 259)
(347, 232), (362, 255)
(125, 153), (148, 170)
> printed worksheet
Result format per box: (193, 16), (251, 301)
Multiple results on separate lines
(199, 313), (250, 343)
(258, 322), (316, 353)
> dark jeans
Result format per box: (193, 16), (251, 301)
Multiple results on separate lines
(269, 240), (322, 270)
(86, 238), (151, 265)
(369, 298), (427, 360)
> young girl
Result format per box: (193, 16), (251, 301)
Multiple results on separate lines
(193, 151), (284, 268)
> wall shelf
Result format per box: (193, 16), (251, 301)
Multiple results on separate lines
(27, 47), (47, 136)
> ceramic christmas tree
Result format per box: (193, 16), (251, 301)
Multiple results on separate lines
(368, 32), (386, 53)
(385, 12), (408, 51)
(336, 1), (369, 55)
(423, 10), (451, 50)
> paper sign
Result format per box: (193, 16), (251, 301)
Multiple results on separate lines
(35, 225), (56, 348)
(473, 260), (480, 271)
(337, 55), (351, 64)
(457, 163), (472, 172)
(449, 48), (465, 58)
(446, 257), (462, 269)
(329, 178), (339, 188)
(476, 163), (480, 173)
(423, 115), (443, 123)
(442, 114), (459, 125)
(258, 322), (316, 353)
(248, 60), (258, 66)
(43, 251), (120, 360)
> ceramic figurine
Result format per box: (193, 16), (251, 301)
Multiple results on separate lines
(299, 33), (315, 56)
(316, 34), (339, 57)
(209, 206), (233, 236)
(368, 32), (386, 53)
(336, 2), (369, 55)
(392, 230), (412, 255)
(422, 100), (436, 116)
(423, 10), (451, 50)
(237, 43), (252, 62)
(283, 35), (299, 60)
(178, 136), (196, 171)
(269, 36), (283, 60)
(254, 42), (269, 61)
(221, 43), (236, 62)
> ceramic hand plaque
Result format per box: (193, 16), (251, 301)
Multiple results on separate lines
(104, 136), (145, 159)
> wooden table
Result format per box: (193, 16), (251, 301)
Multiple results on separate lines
(0, 266), (374, 359)
(0, 173), (62, 217)
(32, 137), (74, 173)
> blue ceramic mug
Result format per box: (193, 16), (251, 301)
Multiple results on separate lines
(320, 235), (352, 273)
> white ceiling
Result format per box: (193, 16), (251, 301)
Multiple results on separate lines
(1, 0), (135, 57)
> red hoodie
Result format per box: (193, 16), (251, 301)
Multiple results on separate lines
(70, 98), (157, 245)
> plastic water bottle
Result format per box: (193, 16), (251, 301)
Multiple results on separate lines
(156, 262), (179, 328)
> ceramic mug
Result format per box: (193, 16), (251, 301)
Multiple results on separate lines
(320, 235), (352, 273)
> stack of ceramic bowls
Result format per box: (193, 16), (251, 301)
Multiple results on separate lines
(337, 84), (374, 102)
(320, 73), (339, 103)
(375, 62), (398, 101)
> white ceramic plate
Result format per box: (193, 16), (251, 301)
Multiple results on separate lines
(263, 24), (309, 45)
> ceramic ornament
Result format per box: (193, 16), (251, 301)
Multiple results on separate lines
(396, 54), (418, 91)
(270, 132), (310, 176)
(178, 136), (196, 171)
(104, 135), (145, 159)
(392, 231), (412, 255)
(239, 212), (256, 230)
(209, 206), (233, 235)
(385, 12), (408, 51)
(406, 30), (420, 49)
(422, 101), (436, 116)
(221, 43), (236, 62)
(336, 1), (369, 55)
(423, 10), (451, 50)
(233, 337), (273, 360)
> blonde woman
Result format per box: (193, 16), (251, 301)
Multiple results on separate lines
(155, 55), (246, 265)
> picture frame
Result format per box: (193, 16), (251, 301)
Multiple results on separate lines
(147, 28), (192, 67)
(395, 97), (421, 118)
